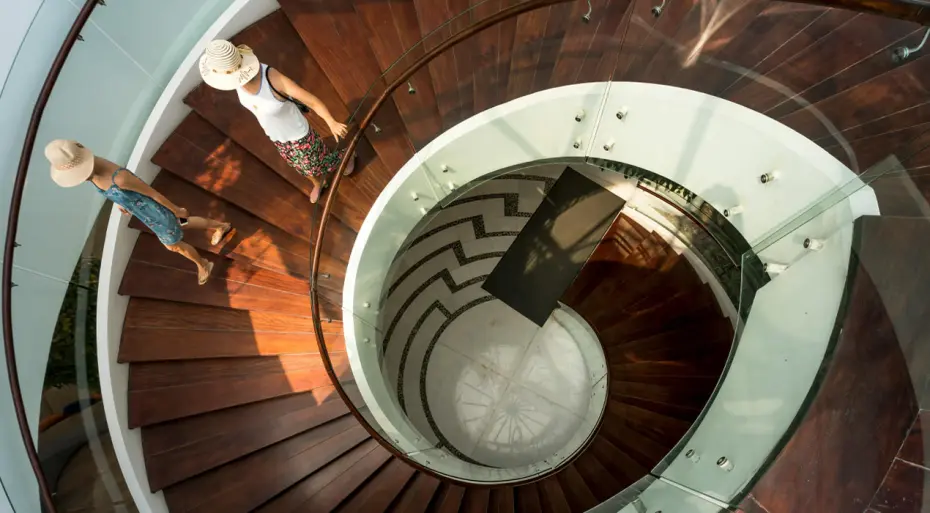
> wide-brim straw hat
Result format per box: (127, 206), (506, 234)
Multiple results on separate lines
(45, 139), (94, 188)
(199, 40), (260, 90)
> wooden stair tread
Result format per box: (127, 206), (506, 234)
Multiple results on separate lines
(153, 113), (321, 242)
(389, 472), (441, 513)
(119, 327), (344, 362)
(128, 354), (349, 427)
(255, 438), (388, 513)
(163, 416), (367, 512)
(461, 488), (491, 513)
(122, 298), (332, 333)
(431, 483), (465, 513)
(334, 457), (415, 512)
(555, 465), (598, 512)
(143, 396), (347, 491)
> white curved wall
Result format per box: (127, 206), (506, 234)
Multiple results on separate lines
(0, 1), (239, 511)
(344, 82), (878, 492)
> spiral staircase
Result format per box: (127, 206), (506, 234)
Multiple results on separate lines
(96, 0), (930, 512)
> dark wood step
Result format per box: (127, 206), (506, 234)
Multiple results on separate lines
(461, 488), (491, 513)
(153, 113), (321, 242)
(538, 477), (572, 513)
(514, 482), (542, 513)
(606, 400), (692, 448)
(134, 172), (347, 280)
(335, 457), (415, 512)
(279, 0), (413, 215)
(120, 326), (343, 362)
(572, 451), (623, 502)
(121, 298), (328, 333)
(605, 316), (733, 363)
(588, 435), (648, 487)
(600, 409), (677, 468)
(556, 465), (598, 512)
(142, 394), (346, 490)
(490, 487), (515, 513)
(255, 438), (388, 512)
(430, 483), (465, 513)
(128, 353), (349, 427)
(353, 0), (443, 149)
(119, 235), (342, 320)
(163, 416), (366, 512)
(388, 472), (441, 513)
(599, 284), (720, 343)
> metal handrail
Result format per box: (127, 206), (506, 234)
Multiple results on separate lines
(2, 1), (101, 511)
(308, 0), (576, 487)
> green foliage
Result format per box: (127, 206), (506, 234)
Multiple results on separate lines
(44, 258), (100, 391)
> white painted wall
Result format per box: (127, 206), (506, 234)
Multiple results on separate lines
(0, 1), (236, 511)
(96, 1), (279, 511)
(342, 82), (878, 488)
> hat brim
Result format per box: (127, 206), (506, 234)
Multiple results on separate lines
(199, 52), (261, 91)
(50, 146), (94, 188)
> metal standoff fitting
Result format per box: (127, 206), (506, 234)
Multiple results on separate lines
(419, 206), (428, 215)
(363, 337), (371, 344)
(573, 139), (582, 149)
(716, 456), (734, 471)
(410, 191), (419, 201)
(371, 123), (382, 134)
(440, 164), (449, 173)
(651, 0), (666, 17)
(616, 107), (629, 120)
(763, 262), (788, 274)
(686, 449), (700, 463)
(582, 0), (592, 22)
(320, 272), (331, 279)
(446, 181), (456, 190)
(575, 110), (585, 122)
(407, 81), (416, 94)
(363, 302), (371, 308)
(760, 171), (778, 184)
(722, 205), (744, 217)
(803, 238), (825, 250)
(892, 28), (930, 63)
(603, 140), (615, 151)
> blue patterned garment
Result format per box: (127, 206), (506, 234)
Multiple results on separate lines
(93, 168), (183, 245)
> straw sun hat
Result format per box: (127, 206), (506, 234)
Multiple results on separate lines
(45, 139), (95, 188)
(199, 40), (260, 90)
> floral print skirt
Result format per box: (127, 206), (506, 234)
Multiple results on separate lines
(274, 128), (346, 182)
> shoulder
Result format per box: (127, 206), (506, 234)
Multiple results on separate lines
(112, 167), (138, 187)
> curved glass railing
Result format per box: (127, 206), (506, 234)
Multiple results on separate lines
(6, 0), (930, 511)
(310, 0), (930, 507)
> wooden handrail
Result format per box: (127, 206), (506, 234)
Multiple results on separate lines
(308, 0), (576, 487)
(785, 0), (930, 23)
(2, 1), (101, 512)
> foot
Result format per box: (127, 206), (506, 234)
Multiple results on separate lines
(211, 222), (232, 246)
(198, 259), (214, 286)
(310, 184), (322, 204)
(343, 152), (357, 176)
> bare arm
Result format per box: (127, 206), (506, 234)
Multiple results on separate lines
(270, 68), (348, 141)
(114, 170), (186, 217)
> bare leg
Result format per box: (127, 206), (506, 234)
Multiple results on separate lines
(185, 216), (232, 246)
(306, 174), (322, 203)
(166, 241), (213, 285)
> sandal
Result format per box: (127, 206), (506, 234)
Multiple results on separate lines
(211, 223), (232, 246)
(198, 260), (214, 286)
(343, 152), (357, 176)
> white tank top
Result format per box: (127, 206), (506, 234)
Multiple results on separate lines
(236, 64), (310, 143)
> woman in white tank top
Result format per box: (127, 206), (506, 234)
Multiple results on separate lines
(199, 40), (355, 203)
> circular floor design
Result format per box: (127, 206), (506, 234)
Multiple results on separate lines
(424, 300), (607, 468)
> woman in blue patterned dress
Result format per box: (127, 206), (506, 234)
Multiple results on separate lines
(46, 139), (231, 285)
